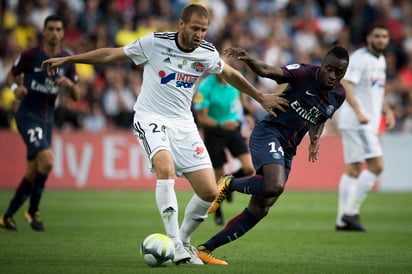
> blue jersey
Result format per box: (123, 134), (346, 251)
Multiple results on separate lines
(12, 46), (77, 123)
(261, 64), (346, 155)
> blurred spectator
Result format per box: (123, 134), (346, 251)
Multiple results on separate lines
(54, 90), (84, 130)
(83, 101), (106, 133)
(101, 65), (136, 129)
(29, 0), (54, 32)
(115, 17), (139, 46)
(0, 29), (20, 87)
(14, 1), (38, 51)
(317, 2), (345, 45)
(76, 0), (102, 35)
(403, 102), (412, 133)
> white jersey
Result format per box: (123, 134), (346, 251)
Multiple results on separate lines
(124, 32), (224, 122)
(338, 48), (386, 133)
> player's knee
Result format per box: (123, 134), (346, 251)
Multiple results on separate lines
(264, 182), (284, 198)
(205, 187), (218, 202)
(369, 163), (384, 175)
(38, 159), (53, 174)
(155, 164), (175, 178)
(243, 166), (255, 176)
(249, 205), (270, 220)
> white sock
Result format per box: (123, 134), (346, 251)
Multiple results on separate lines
(336, 174), (357, 225)
(179, 194), (211, 245)
(353, 169), (377, 214)
(155, 179), (182, 246)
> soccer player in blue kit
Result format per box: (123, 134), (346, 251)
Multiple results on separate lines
(197, 46), (349, 265)
(0, 15), (81, 231)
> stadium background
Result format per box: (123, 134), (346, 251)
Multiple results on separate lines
(0, 0), (411, 191)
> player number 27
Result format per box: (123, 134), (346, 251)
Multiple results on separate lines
(27, 127), (43, 143)
(268, 141), (284, 156)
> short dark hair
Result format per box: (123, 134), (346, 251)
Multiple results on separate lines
(44, 15), (65, 29)
(327, 46), (349, 62)
(366, 23), (388, 36)
(180, 4), (210, 24)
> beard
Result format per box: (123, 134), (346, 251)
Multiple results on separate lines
(371, 43), (386, 55)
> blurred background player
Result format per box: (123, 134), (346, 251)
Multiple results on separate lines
(0, 15), (81, 232)
(194, 53), (255, 226)
(197, 46), (349, 265)
(335, 24), (395, 231)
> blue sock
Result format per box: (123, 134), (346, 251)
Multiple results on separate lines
(5, 177), (32, 217)
(29, 171), (48, 214)
(203, 208), (259, 251)
(230, 175), (266, 196)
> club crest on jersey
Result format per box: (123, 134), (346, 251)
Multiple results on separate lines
(192, 142), (207, 160)
(326, 105), (334, 116)
(192, 62), (204, 72)
(159, 70), (198, 88)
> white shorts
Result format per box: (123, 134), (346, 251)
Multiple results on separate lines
(132, 114), (212, 174)
(340, 129), (383, 164)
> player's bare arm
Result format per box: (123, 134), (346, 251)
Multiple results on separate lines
(6, 71), (27, 100)
(224, 47), (286, 82)
(42, 47), (130, 75)
(56, 77), (82, 101)
(220, 64), (288, 117)
(382, 100), (395, 130)
(308, 122), (325, 162)
(341, 79), (369, 124)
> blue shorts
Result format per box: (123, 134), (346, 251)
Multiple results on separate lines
(249, 121), (293, 180)
(16, 113), (53, 160)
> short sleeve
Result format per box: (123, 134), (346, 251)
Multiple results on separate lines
(124, 33), (153, 65)
(208, 53), (224, 74)
(343, 51), (365, 85)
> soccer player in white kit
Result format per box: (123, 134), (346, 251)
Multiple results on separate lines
(42, 4), (288, 264)
(335, 24), (395, 231)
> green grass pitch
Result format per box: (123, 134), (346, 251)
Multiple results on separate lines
(0, 190), (411, 274)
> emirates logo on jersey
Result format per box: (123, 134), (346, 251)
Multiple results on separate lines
(192, 142), (207, 160)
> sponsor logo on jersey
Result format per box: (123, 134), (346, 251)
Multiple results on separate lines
(159, 70), (198, 88)
(369, 77), (385, 88)
(30, 78), (59, 94)
(163, 57), (171, 63)
(290, 100), (323, 124)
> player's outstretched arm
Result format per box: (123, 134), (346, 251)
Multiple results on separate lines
(42, 47), (130, 75)
(224, 47), (285, 82)
(221, 64), (288, 116)
(308, 122), (325, 162)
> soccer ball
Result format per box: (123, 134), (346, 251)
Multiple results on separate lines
(140, 233), (175, 267)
